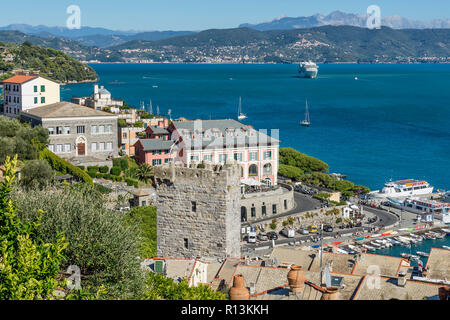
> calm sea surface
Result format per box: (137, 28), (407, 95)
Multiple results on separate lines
(61, 63), (450, 191)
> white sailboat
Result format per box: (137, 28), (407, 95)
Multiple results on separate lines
(237, 96), (247, 121)
(301, 100), (311, 127)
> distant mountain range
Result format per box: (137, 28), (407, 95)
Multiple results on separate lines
(240, 10), (450, 31)
(0, 25), (195, 48)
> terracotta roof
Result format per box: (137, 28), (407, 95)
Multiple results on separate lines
(21, 101), (117, 119)
(2, 75), (37, 84)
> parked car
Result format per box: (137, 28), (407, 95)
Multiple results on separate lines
(267, 232), (278, 241)
(299, 228), (310, 235)
(257, 233), (268, 241)
(324, 225), (334, 232)
(309, 225), (318, 233)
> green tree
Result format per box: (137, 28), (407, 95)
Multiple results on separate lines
(0, 155), (67, 300)
(20, 160), (55, 190)
(11, 183), (146, 300)
(124, 206), (157, 258)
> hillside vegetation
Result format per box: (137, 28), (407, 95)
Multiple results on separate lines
(0, 41), (98, 82)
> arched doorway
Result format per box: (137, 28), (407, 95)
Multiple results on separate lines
(76, 136), (86, 157)
(264, 178), (272, 187)
(241, 207), (247, 222)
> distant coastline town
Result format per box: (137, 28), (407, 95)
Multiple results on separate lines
(1, 66), (449, 301)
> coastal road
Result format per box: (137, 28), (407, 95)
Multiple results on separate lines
(242, 199), (399, 250)
(242, 192), (323, 227)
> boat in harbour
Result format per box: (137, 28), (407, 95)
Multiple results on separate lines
(237, 96), (247, 121)
(300, 100), (311, 127)
(369, 179), (434, 199)
(298, 61), (319, 78)
(416, 251), (429, 257)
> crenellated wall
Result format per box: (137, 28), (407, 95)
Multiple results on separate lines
(155, 162), (242, 260)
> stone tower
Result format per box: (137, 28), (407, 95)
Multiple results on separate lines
(154, 162), (241, 260)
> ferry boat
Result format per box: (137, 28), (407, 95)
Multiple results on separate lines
(369, 179), (434, 199)
(298, 61), (319, 79)
(387, 197), (450, 216)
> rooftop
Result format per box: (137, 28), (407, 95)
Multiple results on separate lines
(139, 139), (174, 151)
(2, 74), (37, 84)
(21, 101), (117, 119)
(425, 248), (450, 280)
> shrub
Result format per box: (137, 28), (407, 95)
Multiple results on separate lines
(87, 166), (99, 172)
(113, 158), (121, 167)
(110, 166), (122, 176)
(126, 178), (139, 188)
(336, 218), (343, 224)
(40, 149), (93, 184)
(99, 166), (109, 174)
(21, 159), (55, 190)
(120, 158), (129, 171)
(77, 166), (86, 171)
(282, 220), (289, 227)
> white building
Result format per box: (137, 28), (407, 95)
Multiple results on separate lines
(71, 84), (123, 111)
(2, 74), (60, 118)
(170, 119), (280, 186)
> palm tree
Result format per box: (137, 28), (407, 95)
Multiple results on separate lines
(137, 163), (154, 183)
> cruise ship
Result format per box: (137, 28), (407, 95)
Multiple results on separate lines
(298, 61), (319, 78)
(369, 179), (434, 199)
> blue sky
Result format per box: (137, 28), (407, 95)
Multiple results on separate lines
(2, 0), (449, 31)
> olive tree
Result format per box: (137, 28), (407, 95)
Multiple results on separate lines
(11, 183), (146, 299)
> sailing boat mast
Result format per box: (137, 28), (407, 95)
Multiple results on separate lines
(301, 99), (311, 126)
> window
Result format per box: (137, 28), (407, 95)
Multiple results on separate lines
(48, 145), (54, 152)
(48, 127), (54, 135)
(249, 164), (258, 176)
(99, 142), (105, 151)
(56, 144), (63, 153)
(41, 85), (45, 92)
(64, 127), (71, 135)
(249, 152), (258, 161)
(99, 125), (105, 134)
(190, 155), (199, 161)
(251, 206), (256, 218)
(106, 142), (113, 151)
(152, 159), (162, 166)
(284, 200), (288, 210)
(263, 151), (272, 160)
(34, 97), (38, 104)
(184, 238), (189, 249)
(91, 143), (97, 152)
(262, 205), (267, 217)
(91, 125), (97, 134)
(64, 144), (71, 153)
(203, 154), (213, 162)
(41, 97), (45, 104)
(191, 201), (197, 212)
(107, 124), (113, 133)
(263, 163), (272, 175)
(123, 132), (127, 139)
(121, 144), (126, 150)
(219, 154), (228, 163)
(56, 127), (63, 135)
(77, 126), (85, 134)
(234, 153), (243, 161)
(164, 158), (171, 163)
(34, 86), (38, 93)
(272, 204), (277, 214)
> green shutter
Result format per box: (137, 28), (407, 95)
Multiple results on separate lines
(41, 85), (45, 92)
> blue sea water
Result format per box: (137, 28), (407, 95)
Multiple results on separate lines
(60, 63), (450, 191)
